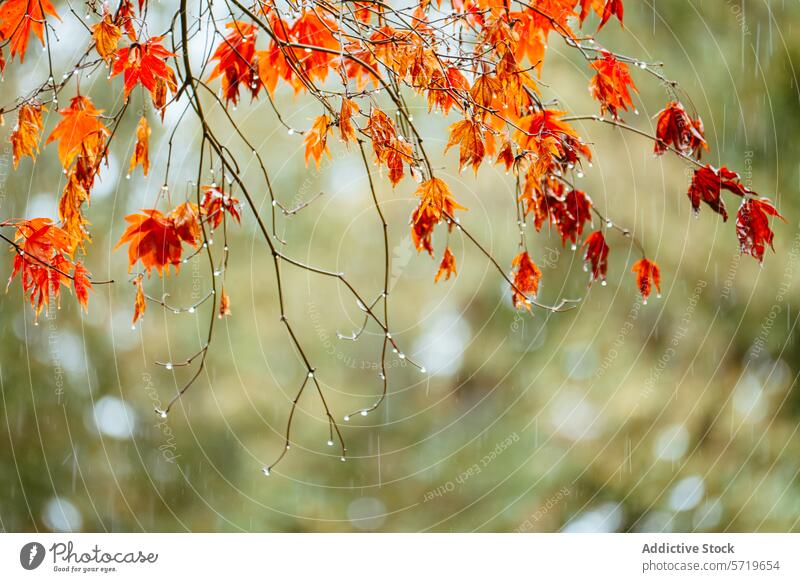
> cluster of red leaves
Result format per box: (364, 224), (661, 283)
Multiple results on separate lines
(527, 179), (593, 247)
(654, 102), (782, 263)
(259, 10), (339, 95)
(190, 2), (632, 307)
(0, 0), (781, 321)
(5, 218), (90, 317)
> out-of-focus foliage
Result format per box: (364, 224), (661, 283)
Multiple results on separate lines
(1, 1), (799, 532)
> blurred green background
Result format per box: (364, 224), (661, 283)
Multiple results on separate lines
(1, 1), (799, 532)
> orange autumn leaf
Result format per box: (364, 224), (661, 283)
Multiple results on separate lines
(515, 109), (592, 168)
(289, 10), (340, 81)
(511, 251), (541, 310)
(170, 202), (201, 246)
(590, 51), (637, 119)
(434, 247), (457, 283)
(72, 261), (92, 312)
(304, 114), (331, 167)
(367, 107), (413, 186)
(411, 204), (437, 256)
(445, 119), (485, 174)
(218, 288), (232, 318)
(631, 258), (660, 302)
(129, 116), (150, 176)
(470, 74), (502, 112)
(132, 274), (145, 325)
(208, 22), (258, 105)
(0, 0), (60, 63)
(495, 139), (515, 172)
(92, 8), (121, 62)
(339, 98), (359, 144)
(10, 102), (44, 168)
(114, 204), (200, 276)
(111, 36), (177, 103)
(414, 177), (467, 222)
(46, 95), (110, 169)
(427, 67), (469, 115)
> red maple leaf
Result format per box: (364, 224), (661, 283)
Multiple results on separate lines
(111, 36), (177, 101)
(654, 102), (706, 156)
(590, 51), (637, 119)
(687, 165), (749, 221)
(582, 230), (609, 285)
(511, 251), (542, 310)
(736, 198), (783, 262)
(201, 187), (241, 230)
(434, 247), (457, 283)
(0, 0), (60, 63)
(208, 22), (258, 105)
(114, 204), (200, 276)
(72, 261), (92, 311)
(599, 0), (624, 30)
(515, 109), (592, 170)
(631, 258), (660, 302)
